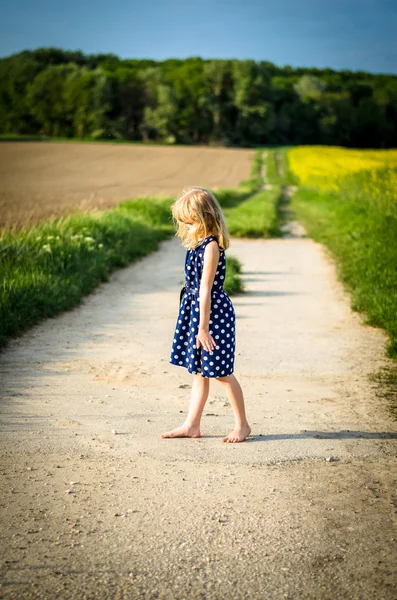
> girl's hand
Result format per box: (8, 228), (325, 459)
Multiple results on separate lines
(196, 328), (216, 353)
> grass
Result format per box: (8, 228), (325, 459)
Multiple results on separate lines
(225, 256), (244, 295)
(0, 132), (257, 151)
(0, 133), (191, 147)
(215, 149), (284, 238)
(288, 145), (397, 418)
(264, 149), (279, 184)
(265, 147), (298, 186)
(290, 186), (397, 360)
(224, 188), (283, 238)
(0, 197), (175, 347)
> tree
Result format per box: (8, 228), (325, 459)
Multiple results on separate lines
(294, 75), (326, 100)
(26, 63), (76, 136)
(141, 84), (177, 142)
(232, 60), (276, 145)
(64, 67), (111, 138)
(1, 48), (396, 147)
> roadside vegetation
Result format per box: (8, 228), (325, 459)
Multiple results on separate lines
(217, 149), (283, 238)
(288, 146), (397, 415)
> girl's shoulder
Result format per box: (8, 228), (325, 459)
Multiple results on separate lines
(196, 235), (224, 252)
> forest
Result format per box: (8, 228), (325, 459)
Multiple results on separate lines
(1, 47), (396, 147)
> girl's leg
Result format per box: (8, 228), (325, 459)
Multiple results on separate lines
(216, 374), (251, 442)
(161, 374), (210, 438)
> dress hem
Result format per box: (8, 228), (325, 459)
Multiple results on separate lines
(169, 360), (234, 378)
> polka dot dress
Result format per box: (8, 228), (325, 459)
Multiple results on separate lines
(170, 235), (236, 378)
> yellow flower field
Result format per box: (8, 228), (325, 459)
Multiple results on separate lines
(288, 146), (397, 191)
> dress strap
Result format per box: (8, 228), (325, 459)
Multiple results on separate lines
(199, 235), (224, 251)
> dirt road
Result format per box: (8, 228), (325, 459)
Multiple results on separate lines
(1, 224), (397, 598)
(0, 142), (255, 228)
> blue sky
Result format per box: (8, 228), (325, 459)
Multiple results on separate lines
(1, 0), (396, 74)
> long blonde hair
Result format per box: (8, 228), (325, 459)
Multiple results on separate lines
(171, 186), (230, 250)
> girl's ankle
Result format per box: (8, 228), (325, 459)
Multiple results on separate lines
(235, 420), (250, 428)
(185, 420), (200, 429)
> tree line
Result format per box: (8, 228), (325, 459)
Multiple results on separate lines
(1, 48), (396, 147)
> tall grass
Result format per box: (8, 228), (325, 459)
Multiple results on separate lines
(215, 149), (283, 238)
(288, 145), (397, 413)
(225, 256), (244, 294)
(290, 186), (397, 359)
(225, 189), (283, 238)
(337, 166), (397, 219)
(0, 198), (174, 346)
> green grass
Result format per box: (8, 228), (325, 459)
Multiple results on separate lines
(225, 256), (244, 295)
(225, 188), (283, 238)
(290, 186), (397, 359)
(0, 133), (191, 147)
(265, 149), (279, 184)
(265, 147), (298, 186)
(287, 148), (397, 417)
(337, 166), (397, 219)
(0, 197), (175, 347)
(215, 148), (284, 238)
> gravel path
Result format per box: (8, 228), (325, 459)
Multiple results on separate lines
(1, 224), (397, 598)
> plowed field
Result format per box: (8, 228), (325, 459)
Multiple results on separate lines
(0, 142), (255, 229)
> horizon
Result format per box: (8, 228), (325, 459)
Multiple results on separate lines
(1, 0), (396, 76)
(2, 46), (396, 78)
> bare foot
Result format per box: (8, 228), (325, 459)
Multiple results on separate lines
(161, 424), (200, 439)
(222, 424), (251, 443)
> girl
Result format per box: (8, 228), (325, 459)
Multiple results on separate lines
(161, 186), (251, 443)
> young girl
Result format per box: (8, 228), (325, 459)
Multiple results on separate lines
(161, 186), (251, 443)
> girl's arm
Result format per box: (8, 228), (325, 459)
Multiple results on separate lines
(197, 241), (219, 353)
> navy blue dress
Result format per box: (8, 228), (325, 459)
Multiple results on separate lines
(170, 235), (236, 378)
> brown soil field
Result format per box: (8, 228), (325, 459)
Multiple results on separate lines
(0, 142), (255, 229)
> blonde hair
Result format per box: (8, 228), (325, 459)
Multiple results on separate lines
(171, 186), (230, 250)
